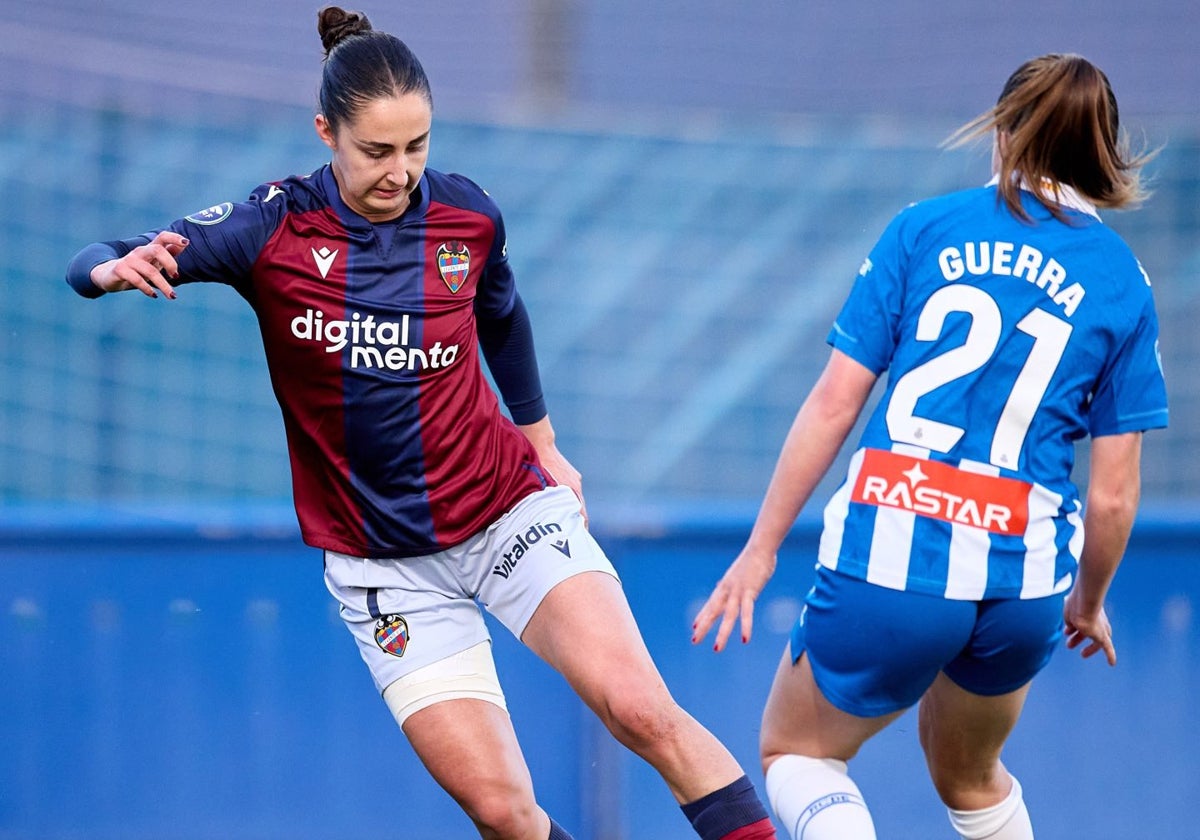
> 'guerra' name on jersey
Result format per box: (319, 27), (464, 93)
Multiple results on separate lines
(937, 240), (1085, 317)
(290, 308), (461, 371)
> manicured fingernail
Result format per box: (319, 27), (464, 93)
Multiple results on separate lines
(181, 238), (190, 246)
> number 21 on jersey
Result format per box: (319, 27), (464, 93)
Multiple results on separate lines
(885, 284), (1073, 469)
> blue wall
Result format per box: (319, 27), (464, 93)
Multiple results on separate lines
(1, 507), (1196, 839)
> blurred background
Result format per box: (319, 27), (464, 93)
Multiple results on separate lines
(1, 1), (1196, 838)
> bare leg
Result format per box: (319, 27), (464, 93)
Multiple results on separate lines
(760, 649), (903, 767)
(520, 571), (745, 803)
(402, 697), (550, 840)
(917, 672), (1030, 811)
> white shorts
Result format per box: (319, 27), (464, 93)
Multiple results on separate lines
(324, 485), (618, 693)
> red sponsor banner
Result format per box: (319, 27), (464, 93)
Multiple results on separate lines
(851, 449), (1031, 535)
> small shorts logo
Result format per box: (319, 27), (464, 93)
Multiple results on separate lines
(184, 202), (233, 225)
(436, 241), (470, 293)
(373, 614), (411, 658)
(493, 521), (568, 579)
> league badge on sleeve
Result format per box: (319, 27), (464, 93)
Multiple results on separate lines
(184, 202), (233, 225)
(374, 613), (411, 658)
(436, 241), (470, 293)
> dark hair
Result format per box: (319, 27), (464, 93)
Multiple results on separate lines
(316, 6), (432, 131)
(946, 53), (1151, 222)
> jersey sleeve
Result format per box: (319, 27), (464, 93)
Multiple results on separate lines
(826, 208), (911, 374)
(161, 186), (288, 291)
(473, 202), (518, 320)
(468, 191), (545, 422)
(477, 293), (547, 425)
(1087, 289), (1169, 435)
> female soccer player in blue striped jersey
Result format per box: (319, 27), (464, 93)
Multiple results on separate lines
(693, 54), (1167, 840)
(65, 7), (776, 840)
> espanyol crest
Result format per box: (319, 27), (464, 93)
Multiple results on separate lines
(373, 613), (411, 658)
(436, 241), (470, 293)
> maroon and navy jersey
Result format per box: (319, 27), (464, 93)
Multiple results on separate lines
(142, 165), (553, 557)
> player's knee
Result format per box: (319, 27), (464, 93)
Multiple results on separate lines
(466, 791), (542, 840)
(927, 761), (1007, 810)
(601, 685), (683, 754)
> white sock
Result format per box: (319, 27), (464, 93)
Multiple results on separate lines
(765, 754), (877, 839)
(947, 774), (1034, 840)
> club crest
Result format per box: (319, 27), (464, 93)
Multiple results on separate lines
(373, 613), (411, 658)
(436, 241), (470, 293)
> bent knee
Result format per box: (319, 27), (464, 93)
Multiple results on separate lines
(602, 688), (684, 752)
(464, 790), (543, 840)
(927, 762), (1010, 810)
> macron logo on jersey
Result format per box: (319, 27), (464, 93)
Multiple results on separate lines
(311, 246), (339, 279)
(851, 449), (1031, 535)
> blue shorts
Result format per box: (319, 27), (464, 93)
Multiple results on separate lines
(790, 565), (1065, 717)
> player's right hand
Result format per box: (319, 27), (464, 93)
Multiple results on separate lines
(691, 546), (776, 652)
(90, 231), (189, 298)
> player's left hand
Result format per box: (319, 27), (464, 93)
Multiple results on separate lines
(518, 416), (588, 527)
(1063, 590), (1117, 666)
(537, 444), (587, 527)
(691, 546), (776, 652)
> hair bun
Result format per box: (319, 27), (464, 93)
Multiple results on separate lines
(318, 6), (373, 56)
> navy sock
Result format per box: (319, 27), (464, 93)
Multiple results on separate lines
(681, 774), (774, 840)
(547, 816), (574, 840)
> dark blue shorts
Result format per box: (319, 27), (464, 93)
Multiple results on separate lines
(790, 565), (1065, 717)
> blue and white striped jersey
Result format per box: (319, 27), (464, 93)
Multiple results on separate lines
(819, 182), (1168, 599)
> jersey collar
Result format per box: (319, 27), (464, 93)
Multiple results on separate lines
(986, 174), (1101, 220)
(319, 165), (431, 231)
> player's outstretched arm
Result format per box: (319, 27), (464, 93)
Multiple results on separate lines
(75, 231), (190, 299)
(1064, 430), (1143, 667)
(692, 349), (876, 652)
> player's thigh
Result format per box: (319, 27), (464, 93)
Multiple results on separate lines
(761, 646), (904, 764)
(402, 697), (541, 822)
(919, 593), (1061, 780)
(520, 569), (664, 708)
(918, 672), (1031, 784)
(472, 486), (647, 702)
(474, 485), (620, 639)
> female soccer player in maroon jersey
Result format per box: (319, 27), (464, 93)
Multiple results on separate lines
(66, 7), (775, 840)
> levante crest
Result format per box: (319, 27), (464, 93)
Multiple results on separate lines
(436, 241), (470, 293)
(373, 613), (411, 658)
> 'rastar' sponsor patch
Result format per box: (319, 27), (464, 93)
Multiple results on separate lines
(851, 449), (1031, 535)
